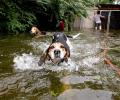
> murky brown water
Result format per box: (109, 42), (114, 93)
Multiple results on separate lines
(0, 30), (120, 100)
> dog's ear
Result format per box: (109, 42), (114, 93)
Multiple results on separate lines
(63, 48), (70, 63)
(38, 53), (46, 66)
(38, 52), (49, 66)
(38, 47), (51, 66)
(65, 48), (70, 58)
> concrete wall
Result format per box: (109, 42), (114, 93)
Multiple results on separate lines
(73, 8), (95, 30)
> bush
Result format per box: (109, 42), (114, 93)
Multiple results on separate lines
(0, 0), (36, 33)
(0, 0), (95, 33)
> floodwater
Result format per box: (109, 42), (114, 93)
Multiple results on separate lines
(0, 30), (120, 100)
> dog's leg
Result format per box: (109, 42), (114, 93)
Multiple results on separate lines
(38, 51), (49, 66)
(38, 53), (46, 66)
(38, 47), (50, 66)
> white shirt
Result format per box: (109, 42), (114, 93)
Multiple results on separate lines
(93, 14), (102, 23)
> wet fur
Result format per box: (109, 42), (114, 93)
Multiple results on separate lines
(30, 26), (46, 38)
(38, 33), (70, 66)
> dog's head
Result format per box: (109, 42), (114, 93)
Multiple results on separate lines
(30, 26), (43, 36)
(47, 42), (70, 64)
(30, 26), (38, 34)
(38, 42), (70, 66)
(30, 26), (46, 36)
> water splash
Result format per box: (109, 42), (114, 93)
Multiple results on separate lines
(80, 56), (100, 68)
(13, 34), (101, 72)
(13, 53), (42, 70)
(13, 39), (79, 71)
(29, 41), (50, 52)
(43, 59), (79, 72)
(13, 53), (79, 71)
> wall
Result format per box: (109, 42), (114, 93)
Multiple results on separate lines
(73, 8), (96, 31)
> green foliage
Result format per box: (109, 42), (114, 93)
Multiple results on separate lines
(0, 0), (36, 33)
(0, 0), (94, 33)
(59, 0), (93, 31)
(36, 0), (93, 31)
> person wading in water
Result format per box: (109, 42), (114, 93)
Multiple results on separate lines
(56, 19), (65, 31)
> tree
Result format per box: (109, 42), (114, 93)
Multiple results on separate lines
(0, 0), (36, 33)
(0, 0), (94, 33)
(36, 0), (93, 31)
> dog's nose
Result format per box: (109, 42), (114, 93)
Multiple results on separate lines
(30, 31), (32, 34)
(54, 49), (60, 54)
(54, 50), (60, 57)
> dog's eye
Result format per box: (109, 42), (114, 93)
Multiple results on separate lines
(60, 45), (64, 48)
(49, 46), (54, 49)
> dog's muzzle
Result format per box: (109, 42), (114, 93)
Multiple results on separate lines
(51, 58), (64, 65)
(30, 31), (34, 35)
(50, 49), (62, 64)
(54, 49), (61, 58)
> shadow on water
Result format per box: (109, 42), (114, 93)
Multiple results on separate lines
(0, 30), (120, 100)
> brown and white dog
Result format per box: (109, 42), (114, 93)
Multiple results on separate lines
(30, 26), (46, 38)
(38, 32), (70, 66)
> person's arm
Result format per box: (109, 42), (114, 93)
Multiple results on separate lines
(100, 15), (105, 18)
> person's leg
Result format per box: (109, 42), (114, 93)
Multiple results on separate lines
(97, 23), (100, 30)
(95, 23), (97, 30)
(99, 25), (101, 30)
(98, 23), (101, 30)
(99, 23), (102, 30)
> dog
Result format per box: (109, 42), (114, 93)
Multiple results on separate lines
(30, 26), (46, 38)
(38, 32), (71, 66)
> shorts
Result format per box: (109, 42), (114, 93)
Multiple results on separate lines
(95, 23), (101, 28)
